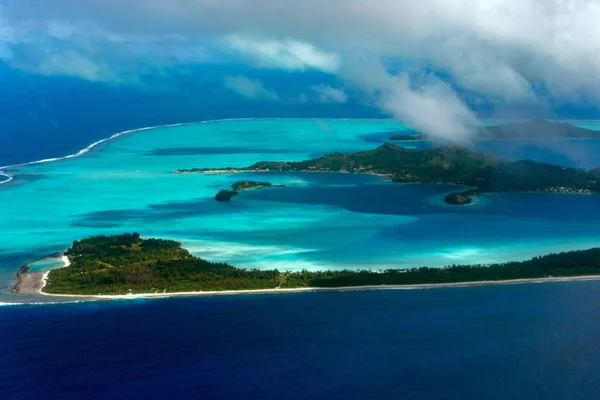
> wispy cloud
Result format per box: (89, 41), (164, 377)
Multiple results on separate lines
(222, 35), (339, 73)
(224, 75), (280, 101)
(311, 85), (347, 103)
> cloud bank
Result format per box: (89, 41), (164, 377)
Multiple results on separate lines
(2, 0), (600, 139)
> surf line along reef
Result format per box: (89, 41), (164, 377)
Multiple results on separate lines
(11, 233), (600, 297)
(176, 144), (600, 205)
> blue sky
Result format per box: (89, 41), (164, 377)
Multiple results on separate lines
(1, 0), (600, 145)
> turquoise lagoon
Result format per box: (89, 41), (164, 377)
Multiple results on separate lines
(2, 118), (600, 301)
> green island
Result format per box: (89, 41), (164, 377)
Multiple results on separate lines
(389, 119), (600, 141)
(231, 181), (279, 190)
(214, 181), (283, 201)
(33, 233), (600, 296)
(181, 143), (600, 205)
(444, 191), (475, 205)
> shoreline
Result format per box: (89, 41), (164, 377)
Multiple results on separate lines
(178, 166), (594, 199)
(61, 255), (71, 268)
(14, 271), (600, 302)
(175, 169), (395, 180)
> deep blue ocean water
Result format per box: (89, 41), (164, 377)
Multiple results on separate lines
(3, 282), (600, 400)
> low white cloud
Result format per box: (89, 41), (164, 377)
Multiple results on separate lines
(380, 75), (476, 142)
(35, 51), (116, 82)
(222, 35), (339, 73)
(224, 75), (280, 101)
(345, 60), (476, 141)
(311, 85), (347, 103)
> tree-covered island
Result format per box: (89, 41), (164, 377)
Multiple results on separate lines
(214, 181), (283, 202)
(389, 119), (600, 141)
(30, 233), (600, 296)
(180, 143), (599, 205)
(231, 181), (283, 191)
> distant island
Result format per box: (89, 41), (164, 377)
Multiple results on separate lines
(184, 143), (600, 205)
(444, 191), (474, 205)
(231, 181), (283, 190)
(389, 119), (600, 141)
(214, 181), (283, 202)
(11, 233), (600, 297)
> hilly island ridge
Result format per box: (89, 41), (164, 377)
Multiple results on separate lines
(388, 119), (600, 141)
(179, 142), (600, 205)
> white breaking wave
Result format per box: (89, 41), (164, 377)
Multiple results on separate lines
(0, 300), (87, 307)
(0, 116), (394, 181)
(0, 116), (392, 173)
(0, 172), (13, 186)
(0, 117), (277, 176)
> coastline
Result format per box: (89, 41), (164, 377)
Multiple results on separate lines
(61, 255), (71, 268)
(14, 270), (600, 301)
(176, 168), (394, 180)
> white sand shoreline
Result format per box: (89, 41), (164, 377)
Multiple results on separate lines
(61, 255), (71, 268)
(39, 271), (50, 294)
(29, 274), (600, 302)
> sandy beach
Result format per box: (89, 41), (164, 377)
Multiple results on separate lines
(12, 270), (49, 296)
(61, 255), (71, 267)
(12, 270), (600, 302)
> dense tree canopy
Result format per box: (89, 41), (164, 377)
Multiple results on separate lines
(45, 234), (600, 295)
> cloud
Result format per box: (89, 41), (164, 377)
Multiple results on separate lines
(222, 35), (339, 73)
(3, 0), (600, 139)
(311, 85), (347, 103)
(344, 60), (476, 141)
(28, 51), (117, 82)
(380, 76), (476, 142)
(224, 75), (280, 101)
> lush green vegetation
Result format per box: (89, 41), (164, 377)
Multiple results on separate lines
(231, 181), (274, 190)
(180, 143), (599, 204)
(45, 234), (281, 294)
(215, 189), (238, 201)
(444, 192), (473, 205)
(388, 119), (600, 141)
(244, 144), (598, 195)
(44, 234), (600, 295)
(474, 119), (600, 139)
(285, 248), (600, 287)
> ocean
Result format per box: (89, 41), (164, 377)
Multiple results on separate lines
(3, 283), (600, 399)
(3, 117), (600, 398)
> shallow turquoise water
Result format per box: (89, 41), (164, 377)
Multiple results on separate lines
(2, 118), (600, 300)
